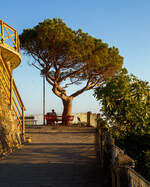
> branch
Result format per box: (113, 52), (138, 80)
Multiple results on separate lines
(31, 53), (45, 68)
(70, 76), (92, 98)
(46, 73), (67, 100)
(47, 71), (55, 81)
(62, 78), (81, 89)
(46, 75), (54, 86)
(52, 83), (67, 100)
(53, 57), (58, 71)
(54, 67), (61, 82)
(70, 74), (104, 98)
(32, 63), (42, 71)
(59, 64), (87, 83)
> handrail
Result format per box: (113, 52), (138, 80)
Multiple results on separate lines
(0, 20), (20, 54)
(118, 166), (150, 187)
(0, 20), (25, 133)
(13, 80), (24, 107)
(0, 53), (24, 107)
(0, 53), (25, 133)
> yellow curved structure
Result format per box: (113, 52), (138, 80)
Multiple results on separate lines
(0, 20), (25, 133)
(0, 20), (21, 69)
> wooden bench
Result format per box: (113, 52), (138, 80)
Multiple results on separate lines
(44, 114), (74, 125)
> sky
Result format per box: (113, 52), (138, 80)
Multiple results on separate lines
(1, 0), (150, 115)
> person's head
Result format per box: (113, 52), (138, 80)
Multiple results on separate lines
(52, 109), (55, 112)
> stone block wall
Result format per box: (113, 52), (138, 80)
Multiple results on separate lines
(0, 87), (23, 155)
(73, 112), (98, 127)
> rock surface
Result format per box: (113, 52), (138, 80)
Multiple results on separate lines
(0, 88), (22, 155)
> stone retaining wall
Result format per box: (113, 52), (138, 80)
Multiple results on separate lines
(96, 127), (150, 186)
(111, 145), (150, 187)
(0, 57), (23, 155)
(0, 85), (23, 155)
(73, 112), (97, 127)
(33, 112), (98, 127)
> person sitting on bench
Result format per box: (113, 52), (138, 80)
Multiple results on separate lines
(50, 109), (57, 124)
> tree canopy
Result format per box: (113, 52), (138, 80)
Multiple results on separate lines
(19, 18), (123, 124)
(94, 68), (150, 136)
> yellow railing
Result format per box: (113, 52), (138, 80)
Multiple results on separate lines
(0, 20), (24, 133)
(0, 53), (25, 133)
(0, 20), (20, 54)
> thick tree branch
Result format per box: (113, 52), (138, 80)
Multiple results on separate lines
(70, 75), (93, 98)
(46, 75), (54, 86)
(70, 74), (104, 98)
(46, 71), (55, 81)
(52, 83), (67, 100)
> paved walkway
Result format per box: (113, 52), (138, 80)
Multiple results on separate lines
(0, 126), (102, 187)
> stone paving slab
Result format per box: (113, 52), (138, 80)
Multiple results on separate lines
(0, 126), (102, 186)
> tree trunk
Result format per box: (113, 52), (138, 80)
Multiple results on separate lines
(62, 97), (73, 126)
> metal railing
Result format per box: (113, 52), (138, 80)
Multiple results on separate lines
(0, 20), (20, 54)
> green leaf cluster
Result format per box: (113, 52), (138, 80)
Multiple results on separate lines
(94, 68), (150, 181)
(94, 68), (150, 136)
